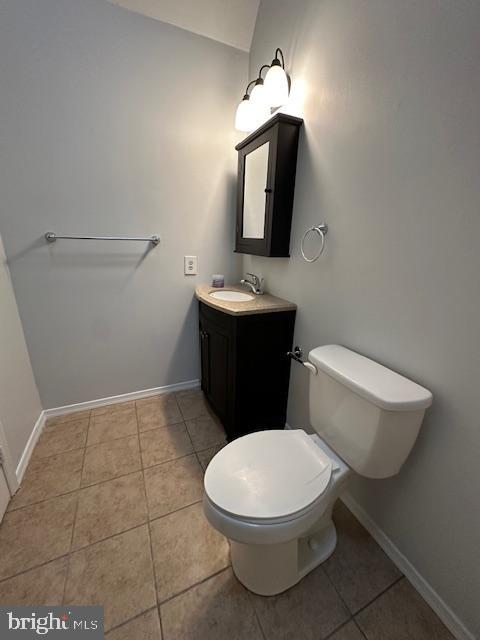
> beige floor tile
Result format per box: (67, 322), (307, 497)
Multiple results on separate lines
(161, 568), (262, 640)
(72, 472), (148, 550)
(34, 418), (89, 459)
(0, 494), (77, 580)
(87, 407), (137, 446)
(323, 501), (402, 612)
(8, 449), (83, 510)
(139, 423), (193, 468)
(196, 444), (225, 471)
(0, 557), (68, 606)
(65, 525), (156, 632)
(329, 621), (365, 640)
(175, 390), (209, 421)
(356, 578), (455, 640)
(185, 415), (227, 452)
(46, 410), (91, 428)
(82, 436), (141, 486)
(251, 566), (349, 640)
(106, 608), (162, 640)
(136, 394), (182, 432)
(144, 455), (204, 519)
(150, 502), (229, 601)
(92, 401), (135, 417)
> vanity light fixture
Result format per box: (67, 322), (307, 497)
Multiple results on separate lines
(264, 49), (289, 108)
(234, 48), (290, 132)
(234, 79), (257, 132)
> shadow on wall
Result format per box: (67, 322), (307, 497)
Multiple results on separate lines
(164, 295), (200, 386)
(164, 170), (241, 388)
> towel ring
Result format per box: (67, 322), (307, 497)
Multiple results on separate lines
(301, 223), (328, 263)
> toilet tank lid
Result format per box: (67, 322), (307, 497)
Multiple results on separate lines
(309, 345), (433, 411)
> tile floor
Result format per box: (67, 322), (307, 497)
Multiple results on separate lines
(0, 390), (454, 639)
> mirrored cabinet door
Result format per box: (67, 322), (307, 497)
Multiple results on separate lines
(242, 141), (270, 239)
(235, 113), (303, 257)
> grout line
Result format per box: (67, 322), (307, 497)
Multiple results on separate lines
(352, 618), (369, 640)
(183, 412), (201, 468)
(141, 446), (193, 472)
(135, 398), (165, 640)
(157, 566), (232, 608)
(104, 606), (158, 636)
(253, 608), (267, 640)
(28, 444), (87, 465)
(2, 397), (223, 603)
(352, 575), (404, 618)
(44, 412), (92, 428)
(321, 563), (355, 616)
(69, 519), (150, 554)
(0, 553), (70, 586)
(148, 500), (203, 525)
(7, 467), (141, 514)
(61, 413), (91, 605)
(323, 619), (355, 640)
(7, 441), (213, 516)
(137, 420), (185, 437)
(0, 500), (214, 593)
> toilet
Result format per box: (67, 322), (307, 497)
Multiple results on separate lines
(203, 344), (433, 596)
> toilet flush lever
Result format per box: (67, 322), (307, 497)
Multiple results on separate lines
(287, 346), (318, 375)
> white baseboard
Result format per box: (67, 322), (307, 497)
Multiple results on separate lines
(341, 492), (474, 640)
(16, 411), (46, 484)
(15, 379), (200, 486)
(43, 379), (201, 419)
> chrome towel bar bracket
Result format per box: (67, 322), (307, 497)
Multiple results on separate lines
(45, 232), (160, 246)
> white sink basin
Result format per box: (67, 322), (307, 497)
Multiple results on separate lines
(210, 290), (254, 302)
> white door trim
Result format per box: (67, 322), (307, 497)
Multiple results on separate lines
(0, 417), (19, 494)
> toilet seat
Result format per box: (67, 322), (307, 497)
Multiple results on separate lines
(204, 429), (333, 522)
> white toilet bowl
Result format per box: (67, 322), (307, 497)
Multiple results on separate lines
(204, 344), (433, 596)
(203, 429), (350, 595)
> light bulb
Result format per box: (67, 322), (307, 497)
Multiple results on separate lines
(251, 81), (268, 105)
(235, 97), (254, 132)
(248, 81), (270, 129)
(264, 63), (289, 107)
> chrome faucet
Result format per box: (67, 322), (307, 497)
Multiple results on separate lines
(240, 272), (264, 295)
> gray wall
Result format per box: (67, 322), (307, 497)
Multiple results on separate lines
(246, 1), (480, 636)
(0, 236), (43, 468)
(0, 0), (246, 408)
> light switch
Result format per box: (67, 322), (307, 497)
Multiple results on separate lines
(184, 255), (198, 275)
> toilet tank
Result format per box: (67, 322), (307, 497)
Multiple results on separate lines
(308, 345), (432, 479)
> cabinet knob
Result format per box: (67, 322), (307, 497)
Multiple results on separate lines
(264, 187), (272, 193)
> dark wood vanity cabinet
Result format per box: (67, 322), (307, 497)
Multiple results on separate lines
(199, 301), (296, 440)
(235, 113), (303, 257)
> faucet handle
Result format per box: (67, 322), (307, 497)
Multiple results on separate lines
(246, 272), (259, 286)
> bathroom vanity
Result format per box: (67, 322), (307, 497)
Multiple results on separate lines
(196, 285), (296, 440)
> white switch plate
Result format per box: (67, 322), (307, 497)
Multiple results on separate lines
(184, 255), (198, 275)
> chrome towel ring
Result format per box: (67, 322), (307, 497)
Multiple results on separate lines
(300, 223), (328, 263)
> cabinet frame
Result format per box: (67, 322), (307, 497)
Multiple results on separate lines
(235, 113), (303, 257)
(199, 301), (296, 440)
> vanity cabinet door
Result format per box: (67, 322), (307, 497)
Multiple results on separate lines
(199, 301), (296, 441)
(199, 307), (234, 433)
(199, 328), (211, 395)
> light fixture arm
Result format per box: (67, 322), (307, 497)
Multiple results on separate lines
(242, 79), (258, 99)
(274, 48), (285, 68)
(257, 64), (271, 78)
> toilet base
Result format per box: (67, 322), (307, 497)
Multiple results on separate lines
(230, 520), (337, 596)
